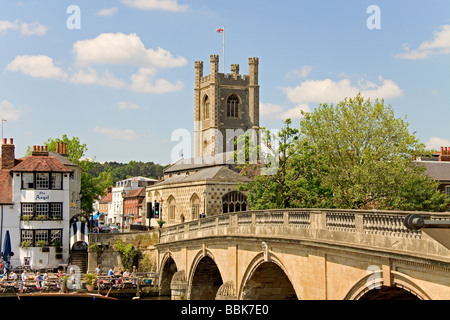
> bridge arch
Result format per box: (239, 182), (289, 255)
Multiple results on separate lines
(187, 250), (224, 300)
(239, 252), (298, 300)
(159, 252), (178, 296)
(344, 269), (430, 300)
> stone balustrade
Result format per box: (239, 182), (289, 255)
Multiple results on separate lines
(159, 209), (450, 262)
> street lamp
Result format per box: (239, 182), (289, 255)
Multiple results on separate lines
(122, 190), (127, 233)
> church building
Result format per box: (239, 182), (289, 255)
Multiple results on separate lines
(144, 55), (260, 226)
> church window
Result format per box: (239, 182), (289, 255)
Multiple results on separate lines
(203, 95), (210, 120)
(227, 94), (239, 118)
(168, 196), (176, 221)
(222, 191), (247, 214)
(190, 194), (200, 220)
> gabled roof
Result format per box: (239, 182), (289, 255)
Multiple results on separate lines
(11, 155), (72, 173)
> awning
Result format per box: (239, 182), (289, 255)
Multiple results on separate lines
(69, 221), (89, 248)
(93, 212), (104, 220)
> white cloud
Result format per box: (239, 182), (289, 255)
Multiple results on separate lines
(6, 55), (68, 80)
(0, 20), (47, 36)
(73, 32), (187, 69)
(121, 0), (188, 12)
(93, 126), (145, 140)
(425, 137), (450, 151)
(96, 7), (118, 16)
(281, 76), (402, 105)
(260, 102), (310, 120)
(396, 25), (450, 60)
(0, 100), (22, 121)
(116, 101), (142, 110)
(286, 65), (313, 79)
(129, 67), (183, 93)
(70, 67), (126, 88)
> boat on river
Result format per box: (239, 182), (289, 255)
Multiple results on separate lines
(17, 292), (118, 301)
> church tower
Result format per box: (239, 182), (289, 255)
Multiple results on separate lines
(194, 55), (260, 159)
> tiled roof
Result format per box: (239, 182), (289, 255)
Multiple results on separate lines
(11, 155), (72, 173)
(0, 170), (13, 204)
(99, 192), (112, 203)
(417, 161), (450, 181)
(125, 188), (146, 198)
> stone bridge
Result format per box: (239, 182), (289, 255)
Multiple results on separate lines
(156, 209), (450, 300)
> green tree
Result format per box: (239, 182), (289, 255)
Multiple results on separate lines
(238, 120), (332, 209)
(299, 93), (449, 211)
(40, 135), (113, 215)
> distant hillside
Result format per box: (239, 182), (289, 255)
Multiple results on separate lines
(88, 160), (168, 182)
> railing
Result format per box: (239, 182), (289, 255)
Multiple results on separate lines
(158, 209), (450, 261)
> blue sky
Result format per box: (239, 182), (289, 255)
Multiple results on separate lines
(0, 0), (449, 165)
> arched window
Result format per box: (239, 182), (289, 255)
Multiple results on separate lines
(222, 191), (247, 214)
(190, 193), (200, 220)
(227, 94), (239, 118)
(203, 95), (210, 120)
(168, 196), (176, 222)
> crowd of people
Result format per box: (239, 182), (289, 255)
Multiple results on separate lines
(95, 264), (139, 287)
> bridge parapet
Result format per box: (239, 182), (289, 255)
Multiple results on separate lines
(158, 209), (450, 263)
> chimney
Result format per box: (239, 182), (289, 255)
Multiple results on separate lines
(1, 138), (15, 169)
(439, 146), (450, 161)
(56, 142), (60, 153)
(62, 143), (66, 155)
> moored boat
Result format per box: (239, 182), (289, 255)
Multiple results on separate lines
(17, 292), (117, 301)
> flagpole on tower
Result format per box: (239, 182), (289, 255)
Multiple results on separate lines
(222, 26), (225, 73)
(216, 26), (225, 73)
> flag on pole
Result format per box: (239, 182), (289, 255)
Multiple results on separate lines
(216, 27), (225, 72)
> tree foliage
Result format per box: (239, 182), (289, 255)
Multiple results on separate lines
(240, 94), (450, 212)
(39, 135), (114, 214)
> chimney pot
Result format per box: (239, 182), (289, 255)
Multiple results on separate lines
(9, 138), (13, 144)
(2, 138), (6, 144)
(56, 142), (59, 153)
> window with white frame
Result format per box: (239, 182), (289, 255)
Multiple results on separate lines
(50, 203), (62, 219)
(21, 203), (34, 218)
(36, 173), (49, 189)
(444, 185), (450, 196)
(35, 203), (49, 217)
(22, 173), (34, 189)
(21, 230), (33, 243)
(51, 173), (62, 189)
(35, 229), (49, 244)
(50, 230), (62, 244)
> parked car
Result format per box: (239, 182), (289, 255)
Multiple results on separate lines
(99, 226), (111, 233)
(109, 225), (120, 233)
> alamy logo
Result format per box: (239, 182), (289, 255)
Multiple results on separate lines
(366, 5), (381, 30)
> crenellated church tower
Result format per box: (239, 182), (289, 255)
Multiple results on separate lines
(194, 54), (260, 159)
